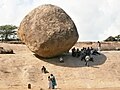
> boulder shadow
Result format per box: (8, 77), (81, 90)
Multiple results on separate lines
(34, 53), (107, 67)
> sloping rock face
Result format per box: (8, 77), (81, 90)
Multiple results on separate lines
(18, 4), (79, 58)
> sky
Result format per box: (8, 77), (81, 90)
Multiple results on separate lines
(0, 0), (120, 41)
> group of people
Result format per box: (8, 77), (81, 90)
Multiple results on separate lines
(71, 46), (101, 66)
(41, 66), (57, 89)
(39, 42), (101, 89)
(48, 74), (57, 89)
(72, 46), (100, 57)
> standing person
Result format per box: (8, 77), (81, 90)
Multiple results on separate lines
(72, 47), (76, 57)
(85, 55), (90, 67)
(48, 76), (52, 89)
(50, 74), (57, 89)
(97, 41), (101, 52)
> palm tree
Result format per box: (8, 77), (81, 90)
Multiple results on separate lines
(0, 25), (17, 41)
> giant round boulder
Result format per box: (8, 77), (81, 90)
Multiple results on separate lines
(18, 4), (79, 58)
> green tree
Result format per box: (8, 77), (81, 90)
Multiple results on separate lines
(104, 36), (116, 41)
(115, 35), (120, 41)
(0, 25), (17, 41)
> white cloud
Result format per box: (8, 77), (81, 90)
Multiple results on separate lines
(0, 0), (120, 41)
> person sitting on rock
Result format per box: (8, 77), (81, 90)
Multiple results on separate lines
(59, 57), (64, 63)
(41, 66), (49, 73)
(76, 48), (80, 57)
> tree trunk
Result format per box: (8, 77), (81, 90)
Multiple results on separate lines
(5, 34), (8, 41)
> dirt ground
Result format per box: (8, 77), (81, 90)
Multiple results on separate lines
(0, 43), (120, 90)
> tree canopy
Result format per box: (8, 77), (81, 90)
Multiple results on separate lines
(104, 35), (120, 41)
(0, 25), (17, 41)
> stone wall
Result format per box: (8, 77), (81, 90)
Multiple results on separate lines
(75, 42), (120, 51)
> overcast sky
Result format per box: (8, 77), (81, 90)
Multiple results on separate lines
(0, 0), (120, 41)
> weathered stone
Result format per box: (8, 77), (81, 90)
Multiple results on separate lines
(0, 48), (14, 54)
(18, 4), (79, 58)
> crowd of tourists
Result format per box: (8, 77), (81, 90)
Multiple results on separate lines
(72, 47), (101, 66)
(38, 42), (102, 89)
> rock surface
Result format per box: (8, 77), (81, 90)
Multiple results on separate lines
(18, 4), (79, 58)
(0, 47), (14, 54)
(0, 43), (120, 90)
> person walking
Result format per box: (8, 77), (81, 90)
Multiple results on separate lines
(48, 76), (52, 89)
(50, 74), (57, 89)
